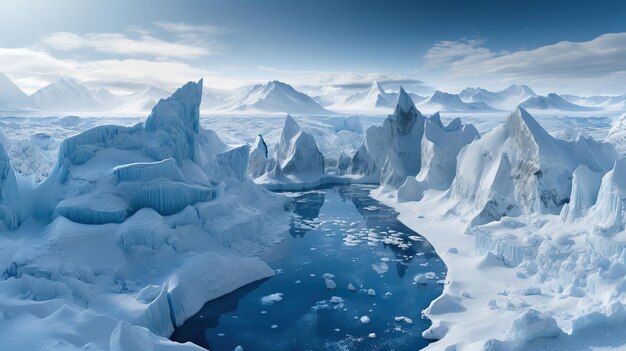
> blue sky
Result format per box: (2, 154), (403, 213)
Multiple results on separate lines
(0, 0), (625, 95)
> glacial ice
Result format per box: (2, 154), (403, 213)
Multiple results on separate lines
(349, 87), (425, 187)
(397, 112), (479, 201)
(0, 142), (26, 230)
(508, 309), (561, 342)
(0, 79), (290, 351)
(274, 115), (325, 175)
(449, 107), (616, 226)
(248, 134), (271, 178)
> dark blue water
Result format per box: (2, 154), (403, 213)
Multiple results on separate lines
(171, 185), (446, 351)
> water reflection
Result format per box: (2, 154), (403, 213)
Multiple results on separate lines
(288, 190), (325, 238)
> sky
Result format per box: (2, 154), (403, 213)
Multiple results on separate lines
(0, 0), (625, 96)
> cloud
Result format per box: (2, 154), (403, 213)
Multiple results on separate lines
(423, 38), (493, 67)
(0, 47), (241, 94)
(155, 22), (228, 35)
(423, 33), (626, 95)
(40, 31), (213, 58)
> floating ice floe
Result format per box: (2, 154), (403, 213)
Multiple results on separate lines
(261, 293), (284, 305)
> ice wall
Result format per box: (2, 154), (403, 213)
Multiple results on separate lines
(349, 87), (426, 187)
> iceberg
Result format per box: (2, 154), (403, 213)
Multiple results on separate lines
(273, 115), (325, 175)
(398, 112), (479, 201)
(449, 107), (616, 226)
(349, 87), (426, 187)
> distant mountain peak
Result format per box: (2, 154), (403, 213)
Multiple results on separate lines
(224, 80), (330, 114)
(0, 70), (40, 111)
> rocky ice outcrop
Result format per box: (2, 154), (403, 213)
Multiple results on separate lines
(0, 143), (25, 230)
(349, 87), (426, 187)
(560, 165), (604, 222)
(248, 134), (274, 179)
(607, 113), (626, 156)
(398, 113), (479, 201)
(449, 107), (616, 226)
(586, 158), (626, 235)
(271, 115), (325, 176)
(336, 150), (351, 175)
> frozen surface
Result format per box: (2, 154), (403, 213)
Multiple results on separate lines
(373, 105), (626, 350)
(0, 75), (624, 351)
(0, 80), (289, 351)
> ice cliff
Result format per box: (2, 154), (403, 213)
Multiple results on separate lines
(349, 87), (426, 187)
(449, 107), (616, 226)
(0, 142), (25, 230)
(397, 112), (479, 202)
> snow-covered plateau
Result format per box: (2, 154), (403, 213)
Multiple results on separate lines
(0, 75), (625, 351)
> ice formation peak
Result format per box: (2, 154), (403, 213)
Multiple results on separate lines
(506, 106), (552, 143)
(144, 79), (203, 161)
(430, 112), (444, 128)
(254, 134), (268, 158)
(146, 79), (202, 131)
(282, 115), (301, 139)
(273, 114), (325, 175)
(609, 158), (626, 192)
(394, 86), (418, 113)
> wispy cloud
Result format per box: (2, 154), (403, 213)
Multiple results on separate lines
(0, 47), (242, 94)
(40, 31), (213, 58)
(422, 33), (626, 94)
(423, 38), (494, 67)
(155, 22), (229, 35)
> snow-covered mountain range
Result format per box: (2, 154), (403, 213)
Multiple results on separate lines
(221, 80), (332, 114)
(519, 93), (593, 111)
(418, 90), (498, 112)
(0, 70), (624, 115)
(459, 84), (537, 110)
(31, 79), (104, 112)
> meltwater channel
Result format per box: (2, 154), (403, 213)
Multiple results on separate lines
(172, 184), (447, 351)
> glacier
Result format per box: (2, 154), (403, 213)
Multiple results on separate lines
(0, 79), (290, 351)
(1, 72), (626, 351)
